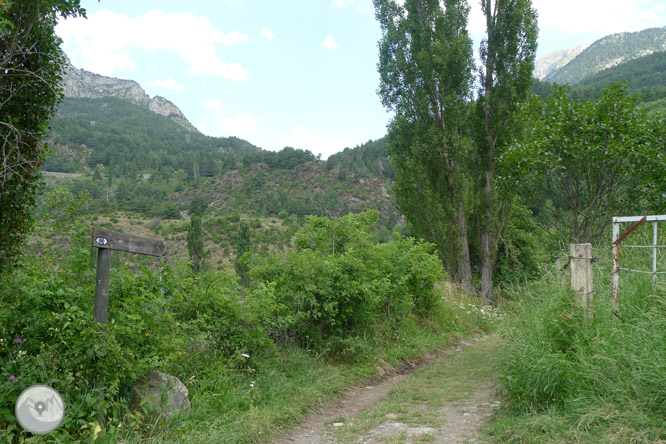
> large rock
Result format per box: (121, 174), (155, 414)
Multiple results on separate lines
(131, 370), (191, 421)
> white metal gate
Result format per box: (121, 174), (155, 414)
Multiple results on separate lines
(612, 215), (666, 314)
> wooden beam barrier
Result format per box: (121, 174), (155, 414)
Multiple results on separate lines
(92, 227), (166, 257)
(90, 228), (165, 426)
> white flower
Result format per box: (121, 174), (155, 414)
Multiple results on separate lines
(241, 353), (250, 358)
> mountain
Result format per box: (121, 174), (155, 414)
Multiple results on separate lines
(45, 61), (398, 229)
(533, 42), (591, 80)
(540, 26), (666, 85)
(63, 58), (196, 131)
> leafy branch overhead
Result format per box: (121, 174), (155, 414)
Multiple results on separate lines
(502, 83), (666, 243)
(0, 0), (86, 271)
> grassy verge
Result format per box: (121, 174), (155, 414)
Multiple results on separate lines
(485, 257), (666, 443)
(119, 307), (492, 443)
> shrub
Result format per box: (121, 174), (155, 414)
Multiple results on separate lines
(251, 211), (446, 352)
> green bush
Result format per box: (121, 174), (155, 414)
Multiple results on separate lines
(251, 211), (446, 353)
(0, 251), (275, 440)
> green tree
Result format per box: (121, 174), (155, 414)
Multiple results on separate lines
(186, 211), (204, 273)
(374, 0), (475, 291)
(235, 220), (251, 286)
(0, 0), (85, 271)
(502, 83), (666, 243)
(474, 0), (538, 300)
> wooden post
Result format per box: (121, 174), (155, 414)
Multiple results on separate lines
(653, 221), (658, 293)
(612, 221), (620, 315)
(570, 243), (594, 320)
(93, 247), (111, 425)
(94, 248), (112, 326)
(91, 228), (165, 426)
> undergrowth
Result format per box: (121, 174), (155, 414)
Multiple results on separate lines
(489, 256), (666, 443)
(0, 210), (494, 443)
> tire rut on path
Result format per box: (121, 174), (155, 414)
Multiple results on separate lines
(273, 337), (495, 444)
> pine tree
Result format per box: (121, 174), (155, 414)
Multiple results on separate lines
(186, 211), (204, 273)
(235, 220), (251, 286)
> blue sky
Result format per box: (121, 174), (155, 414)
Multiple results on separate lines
(56, 0), (666, 159)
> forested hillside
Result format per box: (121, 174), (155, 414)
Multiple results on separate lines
(543, 26), (666, 85)
(44, 97), (396, 225)
(532, 50), (666, 115)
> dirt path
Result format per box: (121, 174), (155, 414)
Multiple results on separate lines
(274, 336), (498, 444)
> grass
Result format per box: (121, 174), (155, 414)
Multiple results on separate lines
(328, 335), (500, 444)
(484, 252), (666, 443)
(109, 294), (495, 444)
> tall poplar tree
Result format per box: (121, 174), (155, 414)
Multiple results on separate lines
(374, 0), (475, 290)
(476, 0), (537, 299)
(374, 0), (537, 299)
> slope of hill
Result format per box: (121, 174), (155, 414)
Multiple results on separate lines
(45, 96), (397, 227)
(532, 49), (666, 116)
(533, 42), (591, 80)
(46, 97), (260, 174)
(543, 26), (666, 85)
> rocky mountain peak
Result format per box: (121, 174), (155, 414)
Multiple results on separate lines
(62, 57), (195, 130)
(534, 42), (591, 80)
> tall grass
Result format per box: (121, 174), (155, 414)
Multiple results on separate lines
(490, 251), (666, 443)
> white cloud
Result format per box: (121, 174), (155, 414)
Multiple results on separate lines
(204, 100), (223, 111)
(147, 78), (186, 90)
(260, 28), (276, 41)
(57, 9), (249, 81)
(322, 35), (339, 50)
(278, 127), (356, 159)
(532, 0), (666, 36)
(200, 113), (258, 138)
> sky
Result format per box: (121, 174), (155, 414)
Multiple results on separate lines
(56, 0), (666, 159)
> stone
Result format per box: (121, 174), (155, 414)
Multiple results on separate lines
(131, 370), (191, 421)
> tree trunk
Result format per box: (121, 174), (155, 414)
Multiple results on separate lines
(456, 200), (473, 292)
(480, 169), (495, 302)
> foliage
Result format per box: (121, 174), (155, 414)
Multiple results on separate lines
(502, 83), (666, 243)
(474, 0), (538, 300)
(0, 249), (274, 441)
(235, 220), (251, 286)
(327, 137), (394, 180)
(374, 0), (475, 290)
(0, 0), (85, 271)
(186, 211), (204, 273)
(492, 261), (666, 443)
(251, 211), (446, 353)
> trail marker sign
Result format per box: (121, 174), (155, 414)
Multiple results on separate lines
(90, 227), (165, 424)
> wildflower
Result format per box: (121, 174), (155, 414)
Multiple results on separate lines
(250, 381), (255, 388)
(241, 353), (249, 358)
(14, 338), (23, 344)
(18, 350), (26, 356)
(8, 375), (15, 382)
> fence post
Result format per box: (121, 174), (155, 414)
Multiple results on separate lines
(612, 220), (620, 315)
(570, 243), (594, 320)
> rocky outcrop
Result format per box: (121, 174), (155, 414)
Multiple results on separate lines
(148, 95), (186, 119)
(533, 42), (591, 80)
(62, 57), (195, 130)
(131, 370), (191, 421)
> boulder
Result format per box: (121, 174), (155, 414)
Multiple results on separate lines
(131, 370), (190, 421)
